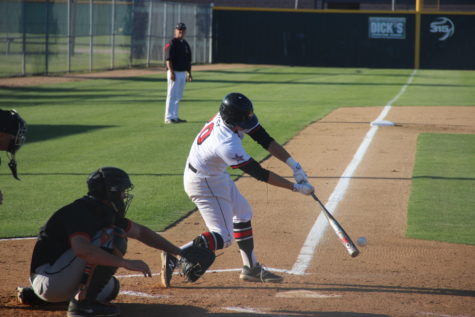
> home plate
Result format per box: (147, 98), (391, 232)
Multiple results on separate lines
(276, 290), (342, 298)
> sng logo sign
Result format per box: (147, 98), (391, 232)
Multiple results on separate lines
(430, 17), (455, 41)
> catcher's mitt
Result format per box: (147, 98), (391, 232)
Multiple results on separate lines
(179, 246), (216, 282)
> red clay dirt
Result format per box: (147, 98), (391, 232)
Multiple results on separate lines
(0, 68), (474, 317)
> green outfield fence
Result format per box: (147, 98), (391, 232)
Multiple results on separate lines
(212, 6), (475, 70)
(0, 0), (212, 77)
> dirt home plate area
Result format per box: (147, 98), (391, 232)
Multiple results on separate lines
(0, 68), (474, 317)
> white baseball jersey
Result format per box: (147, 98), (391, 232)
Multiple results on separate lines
(186, 113), (258, 177)
(183, 113), (259, 247)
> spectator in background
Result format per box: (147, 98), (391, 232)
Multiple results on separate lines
(164, 22), (192, 124)
(0, 109), (27, 204)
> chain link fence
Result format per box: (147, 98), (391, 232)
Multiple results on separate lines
(0, 0), (212, 77)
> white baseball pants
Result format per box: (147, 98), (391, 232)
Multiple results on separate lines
(164, 70), (186, 121)
(184, 166), (253, 248)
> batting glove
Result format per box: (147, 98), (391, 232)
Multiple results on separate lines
(293, 182), (314, 195)
(286, 157), (308, 183)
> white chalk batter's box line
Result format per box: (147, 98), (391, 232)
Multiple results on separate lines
(116, 267), (300, 279)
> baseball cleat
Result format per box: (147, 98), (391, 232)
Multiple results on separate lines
(16, 286), (49, 306)
(160, 251), (178, 288)
(239, 263), (283, 283)
(165, 118), (187, 124)
(67, 298), (119, 317)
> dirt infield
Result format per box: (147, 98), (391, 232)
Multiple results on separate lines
(0, 69), (474, 317)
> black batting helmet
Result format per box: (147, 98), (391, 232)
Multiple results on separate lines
(219, 93), (258, 129)
(87, 167), (134, 217)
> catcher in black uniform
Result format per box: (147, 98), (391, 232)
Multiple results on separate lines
(17, 167), (214, 317)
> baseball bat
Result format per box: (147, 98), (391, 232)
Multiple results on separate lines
(311, 193), (360, 257)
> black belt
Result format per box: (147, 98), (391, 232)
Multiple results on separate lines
(188, 163), (197, 173)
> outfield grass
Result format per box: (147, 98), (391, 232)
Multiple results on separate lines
(0, 66), (474, 241)
(407, 134), (475, 245)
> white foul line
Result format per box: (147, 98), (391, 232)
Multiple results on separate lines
(290, 69), (417, 275)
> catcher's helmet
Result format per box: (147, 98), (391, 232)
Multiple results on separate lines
(0, 109), (27, 155)
(0, 109), (27, 180)
(87, 167), (134, 217)
(219, 93), (258, 129)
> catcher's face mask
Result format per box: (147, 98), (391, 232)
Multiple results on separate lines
(87, 167), (134, 217)
(109, 186), (134, 218)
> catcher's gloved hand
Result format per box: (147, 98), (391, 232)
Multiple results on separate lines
(286, 157), (308, 183)
(179, 246), (216, 282)
(293, 181), (314, 195)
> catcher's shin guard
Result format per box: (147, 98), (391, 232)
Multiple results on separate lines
(79, 264), (119, 302)
(79, 227), (126, 301)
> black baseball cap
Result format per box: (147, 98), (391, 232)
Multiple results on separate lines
(176, 22), (187, 30)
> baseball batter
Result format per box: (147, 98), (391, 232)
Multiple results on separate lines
(161, 93), (314, 284)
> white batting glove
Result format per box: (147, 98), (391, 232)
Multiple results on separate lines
(293, 182), (314, 196)
(286, 157), (308, 183)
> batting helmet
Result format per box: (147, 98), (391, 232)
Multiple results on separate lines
(87, 167), (134, 217)
(219, 93), (258, 130)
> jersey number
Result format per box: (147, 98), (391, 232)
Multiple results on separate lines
(197, 122), (214, 145)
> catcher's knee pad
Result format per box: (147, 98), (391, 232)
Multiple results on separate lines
(193, 232), (224, 251)
(93, 226), (128, 256)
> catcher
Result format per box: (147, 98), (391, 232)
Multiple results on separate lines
(0, 109), (27, 204)
(17, 167), (212, 317)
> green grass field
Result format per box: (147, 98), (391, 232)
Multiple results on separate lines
(0, 66), (474, 244)
(407, 134), (475, 245)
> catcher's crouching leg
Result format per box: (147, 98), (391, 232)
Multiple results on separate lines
(79, 226), (127, 302)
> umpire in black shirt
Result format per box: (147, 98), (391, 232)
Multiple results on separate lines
(164, 22), (192, 124)
(17, 167), (183, 317)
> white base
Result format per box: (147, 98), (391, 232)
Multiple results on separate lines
(371, 120), (396, 127)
